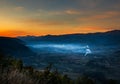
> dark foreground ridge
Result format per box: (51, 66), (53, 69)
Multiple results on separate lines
(0, 53), (119, 84)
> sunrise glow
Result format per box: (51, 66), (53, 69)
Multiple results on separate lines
(0, 0), (120, 37)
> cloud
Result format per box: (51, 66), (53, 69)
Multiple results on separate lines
(21, 18), (68, 26)
(65, 10), (81, 15)
(14, 6), (24, 11)
(77, 11), (120, 21)
(105, 11), (120, 16)
(36, 9), (81, 16)
(23, 18), (43, 24)
(77, 0), (101, 8)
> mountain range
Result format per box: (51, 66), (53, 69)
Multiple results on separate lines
(18, 30), (120, 46)
(0, 30), (120, 57)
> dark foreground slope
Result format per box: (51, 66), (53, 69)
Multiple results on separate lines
(0, 37), (35, 57)
(0, 53), (119, 84)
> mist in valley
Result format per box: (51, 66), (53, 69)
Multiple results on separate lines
(22, 42), (120, 79)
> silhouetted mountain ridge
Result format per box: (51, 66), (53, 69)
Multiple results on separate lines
(18, 30), (120, 46)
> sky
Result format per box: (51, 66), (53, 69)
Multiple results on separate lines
(0, 0), (120, 37)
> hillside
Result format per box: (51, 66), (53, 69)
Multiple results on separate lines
(0, 37), (35, 57)
(0, 53), (119, 84)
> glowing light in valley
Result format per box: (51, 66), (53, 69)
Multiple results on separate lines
(84, 45), (92, 56)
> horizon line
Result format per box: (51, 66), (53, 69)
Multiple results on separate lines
(0, 29), (119, 38)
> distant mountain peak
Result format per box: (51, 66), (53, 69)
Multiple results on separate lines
(105, 30), (120, 33)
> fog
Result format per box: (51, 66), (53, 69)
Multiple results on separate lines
(27, 43), (120, 56)
(28, 44), (89, 54)
(22, 43), (120, 79)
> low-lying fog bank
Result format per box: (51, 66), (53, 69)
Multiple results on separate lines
(27, 43), (120, 55)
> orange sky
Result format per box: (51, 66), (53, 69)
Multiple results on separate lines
(0, 0), (120, 37)
(0, 26), (111, 37)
